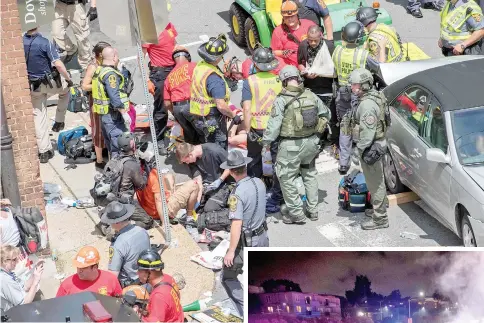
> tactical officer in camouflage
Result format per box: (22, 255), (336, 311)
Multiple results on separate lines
(262, 66), (331, 224)
(348, 68), (390, 230)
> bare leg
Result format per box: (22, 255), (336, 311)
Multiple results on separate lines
(186, 182), (200, 214)
(95, 146), (103, 163)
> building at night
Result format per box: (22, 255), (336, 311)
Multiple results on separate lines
(258, 292), (342, 319)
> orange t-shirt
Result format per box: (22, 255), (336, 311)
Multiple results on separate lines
(136, 169), (169, 219)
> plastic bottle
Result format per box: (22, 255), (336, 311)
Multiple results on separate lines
(75, 197), (95, 209)
(61, 198), (77, 207)
(52, 249), (58, 261)
(43, 183), (62, 194)
(400, 232), (418, 240)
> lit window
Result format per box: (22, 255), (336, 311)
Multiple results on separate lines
(307, 306), (311, 311)
(268, 306), (273, 313)
(296, 306), (302, 313)
(286, 306), (290, 313)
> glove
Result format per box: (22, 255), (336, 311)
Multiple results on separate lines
(147, 80), (155, 95)
(206, 178), (222, 192)
(232, 115), (242, 125)
(88, 7), (98, 21)
(66, 79), (74, 87)
(122, 113), (132, 130)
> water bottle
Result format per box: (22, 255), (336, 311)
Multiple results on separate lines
(43, 183), (61, 194)
(76, 197), (95, 209)
(61, 198), (77, 207)
(52, 249), (58, 261)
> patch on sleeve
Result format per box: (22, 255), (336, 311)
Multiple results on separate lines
(318, 0), (327, 8)
(363, 113), (377, 128)
(108, 75), (117, 89)
(108, 247), (114, 263)
(369, 41), (378, 53)
(228, 195), (238, 212)
(471, 13), (481, 22)
(271, 107), (278, 118)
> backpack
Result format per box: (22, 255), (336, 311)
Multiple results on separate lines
(67, 87), (89, 113)
(11, 206), (48, 253)
(64, 134), (95, 161)
(338, 170), (371, 213)
(90, 156), (133, 206)
(197, 185), (232, 233)
(57, 126), (88, 156)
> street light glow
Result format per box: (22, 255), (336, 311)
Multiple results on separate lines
(419, 291), (424, 297)
(357, 311), (364, 317)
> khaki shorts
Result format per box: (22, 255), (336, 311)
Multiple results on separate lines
(168, 181), (197, 217)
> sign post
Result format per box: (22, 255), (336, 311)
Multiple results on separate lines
(17, 0), (55, 32)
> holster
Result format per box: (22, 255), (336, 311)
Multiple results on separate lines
(52, 68), (62, 88)
(362, 141), (386, 165)
(28, 78), (42, 91)
(222, 247), (244, 280)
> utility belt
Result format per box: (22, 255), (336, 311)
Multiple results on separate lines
(28, 70), (62, 91)
(241, 221), (268, 247)
(196, 107), (224, 136)
(173, 100), (190, 107)
(148, 63), (175, 73)
(280, 133), (315, 141)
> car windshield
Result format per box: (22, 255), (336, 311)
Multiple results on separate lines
(452, 106), (484, 165)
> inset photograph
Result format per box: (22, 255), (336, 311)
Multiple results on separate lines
(248, 251), (483, 323)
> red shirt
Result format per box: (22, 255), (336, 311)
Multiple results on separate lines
(142, 23), (178, 67)
(142, 275), (184, 323)
(241, 57), (287, 79)
(270, 19), (316, 66)
(163, 62), (196, 103)
(56, 270), (122, 297)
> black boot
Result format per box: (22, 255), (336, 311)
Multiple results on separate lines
(338, 165), (349, 175)
(407, 8), (423, 17)
(282, 214), (306, 224)
(361, 218), (389, 230)
(307, 212), (319, 221)
(38, 152), (50, 163)
(52, 122), (65, 132)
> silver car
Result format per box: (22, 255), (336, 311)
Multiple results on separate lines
(378, 56), (484, 247)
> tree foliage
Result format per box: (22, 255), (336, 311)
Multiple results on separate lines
(261, 279), (303, 293)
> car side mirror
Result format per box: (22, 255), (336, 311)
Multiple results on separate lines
(426, 148), (450, 164)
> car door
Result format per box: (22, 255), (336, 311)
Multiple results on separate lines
(387, 86), (431, 195)
(412, 97), (453, 222)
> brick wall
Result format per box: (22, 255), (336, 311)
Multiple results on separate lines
(1, 0), (45, 214)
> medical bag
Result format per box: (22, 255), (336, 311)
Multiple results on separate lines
(338, 170), (371, 213)
(57, 126), (88, 155)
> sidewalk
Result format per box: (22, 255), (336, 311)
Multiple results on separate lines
(38, 106), (216, 306)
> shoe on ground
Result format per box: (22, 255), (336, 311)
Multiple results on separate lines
(364, 209), (374, 218)
(307, 212), (319, 221)
(282, 214), (306, 224)
(407, 8), (423, 17)
(423, 2), (442, 10)
(38, 148), (55, 163)
(52, 122), (65, 132)
(95, 161), (106, 170)
(62, 48), (78, 64)
(361, 218), (389, 230)
(338, 165), (349, 175)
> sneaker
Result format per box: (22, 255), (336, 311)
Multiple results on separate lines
(52, 122), (65, 132)
(361, 219), (389, 230)
(38, 151), (50, 163)
(338, 165), (349, 175)
(307, 212), (319, 221)
(95, 161), (106, 170)
(407, 8), (423, 17)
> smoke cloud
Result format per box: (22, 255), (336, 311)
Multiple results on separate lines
(433, 252), (484, 323)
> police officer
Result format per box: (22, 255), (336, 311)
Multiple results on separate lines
(356, 7), (404, 63)
(332, 21), (384, 175)
(295, 0), (334, 41)
(241, 47), (284, 213)
(101, 201), (150, 288)
(221, 150), (268, 316)
(190, 34), (242, 150)
(92, 47), (131, 158)
(348, 68), (389, 230)
(439, 0), (484, 56)
(51, 0), (92, 69)
(24, 26), (73, 163)
(262, 66), (331, 224)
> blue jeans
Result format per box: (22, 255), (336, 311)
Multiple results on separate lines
(101, 111), (127, 158)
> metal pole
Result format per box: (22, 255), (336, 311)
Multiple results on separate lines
(0, 93), (21, 206)
(135, 41), (171, 246)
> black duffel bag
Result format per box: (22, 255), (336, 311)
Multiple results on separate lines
(197, 184), (232, 233)
(64, 134), (95, 163)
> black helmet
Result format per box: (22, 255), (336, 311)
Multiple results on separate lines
(356, 7), (379, 27)
(117, 132), (136, 153)
(342, 21), (365, 43)
(197, 34), (229, 63)
(137, 249), (164, 271)
(252, 47), (279, 72)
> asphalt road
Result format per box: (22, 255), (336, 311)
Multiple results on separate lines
(40, 0), (462, 247)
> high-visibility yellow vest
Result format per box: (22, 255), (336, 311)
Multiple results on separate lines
(247, 72), (282, 130)
(190, 61), (230, 116)
(332, 46), (369, 86)
(367, 24), (404, 63)
(91, 66), (129, 115)
(440, 1), (482, 46)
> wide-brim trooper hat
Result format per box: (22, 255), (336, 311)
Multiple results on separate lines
(220, 150), (253, 170)
(100, 201), (135, 224)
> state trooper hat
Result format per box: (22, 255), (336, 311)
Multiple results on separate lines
(220, 150), (253, 170)
(100, 201), (135, 224)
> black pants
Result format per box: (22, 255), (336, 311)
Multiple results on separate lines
(172, 101), (201, 145)
(190, 107), (228, 150)
(149, 66), (174, 142)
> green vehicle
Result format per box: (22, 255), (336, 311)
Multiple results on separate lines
(229, 0), (392, 53)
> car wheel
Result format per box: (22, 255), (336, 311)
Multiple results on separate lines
(383, 151), (405, 194)
(229, 3), (248, 46)
(461, 212), (477, 247)
(244, 17), (260, 54)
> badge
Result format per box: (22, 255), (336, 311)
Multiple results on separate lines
(472, 13), (481, 22)
(228, 195), (238, 212)
(271, 107), (278, 117)
(369, 41), (378, 52)
(108, 75), (117, 89)
(364, 114), (376, 127)
(98, 286), (108, 295)
(108, 247), (114, 263)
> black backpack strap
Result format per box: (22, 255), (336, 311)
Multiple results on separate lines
(344, 169), (360, 186)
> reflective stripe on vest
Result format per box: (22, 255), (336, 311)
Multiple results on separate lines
(247, 72), (282, 130)
(368, 24), (403, 63)
(332, 46), (369, 86)
(91, 66), (129, 115)
(440, 1), (481, 45)
(190, 61), (230, 116)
